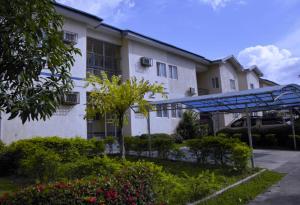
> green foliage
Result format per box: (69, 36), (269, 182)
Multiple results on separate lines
(20, 147), (61, 183)
(0, 137), (105, 178)
(59, 156), (122, 180)
(186, 136), (251, 172)
(104, 136), (116, 154)
(0, 0), (81, 123)
(0, 161), (163, 205)
(231, 144), (251, 172)
(0, 141), (5, 153)
(176, 111), (201, 140)
(85, 72), (165, 159)
(201, 171), (284, 205)
(264, 134), (277, 146)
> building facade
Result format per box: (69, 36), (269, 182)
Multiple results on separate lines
(0, 3), (272, 144)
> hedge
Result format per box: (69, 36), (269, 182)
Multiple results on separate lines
(186, 136), (251, 172)
(0, 137), (105, 181)
(0, 161), (163, 205)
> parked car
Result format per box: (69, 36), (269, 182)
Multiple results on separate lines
(219, 116), (300, 148)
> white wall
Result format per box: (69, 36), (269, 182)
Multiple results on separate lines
(1, 18), (88, 144)
(126, 40), (198, 136)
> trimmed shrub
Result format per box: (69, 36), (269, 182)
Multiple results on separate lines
(170, 133), (184, 144)
(232, 133), (243, 140)
(0, 137), (105, 178)
(176, 111), (201, 140)
(0, 161), (164, 205)
(20, 147), (61, 183)
(186, 136), (251, 171)
(59, 156), (122, 180)
(287, 134), (300, 149)
(152, 136), (175, 159)
(0, 140), (5, 152)
(231, 143), (251, 171)
(252, 134), (262, 146)
(104, 136), (116, 154)
(264, 134), (278, 146)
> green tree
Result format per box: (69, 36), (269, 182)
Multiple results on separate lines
(86, 72), (165, 159)
(0, 0), (81, 123)
(176, 111), (201, 140)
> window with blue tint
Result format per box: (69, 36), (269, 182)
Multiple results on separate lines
(157, 62), (167, 77)
(169, 65), (178, 79)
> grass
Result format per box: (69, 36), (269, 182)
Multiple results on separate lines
(126, 156), (259, 188)
(199, 170), (284, 205)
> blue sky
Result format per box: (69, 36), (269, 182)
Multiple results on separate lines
(57, 0), (300, 84)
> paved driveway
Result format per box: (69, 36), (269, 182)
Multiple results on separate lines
(248, 149), (300, 205)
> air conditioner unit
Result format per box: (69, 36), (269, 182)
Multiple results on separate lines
(140, 57), (153, 67)
(62, 92), (80, 105)
(189, 87), (196, 96)
(63, 31), (78, 44)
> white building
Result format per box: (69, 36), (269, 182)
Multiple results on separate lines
(0, 3), (273, 144)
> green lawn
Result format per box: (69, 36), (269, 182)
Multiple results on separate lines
(199, 170), (284, 205)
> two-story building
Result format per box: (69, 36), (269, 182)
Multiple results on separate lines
(0, 3), (273, 144)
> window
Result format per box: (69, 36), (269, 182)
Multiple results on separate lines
(250, 83), (254, 89)
(231, 119), (244, 128)
(156, 104), (169, 117)
(162, 104), (169, 117)
(171, 104), (182, 118)
(212, 77), (219, 88)
(156, 105), (162, 117)
(262, 118), (283, 125)
(86, 38), (120, 77)
(168, 65), (178, 79)
(157, 62), (167, 77)
(230, 79), (236, 90)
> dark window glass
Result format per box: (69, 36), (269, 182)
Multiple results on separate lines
(231, 119), (244, 127)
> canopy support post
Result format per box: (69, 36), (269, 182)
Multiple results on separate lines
(212, 113), (217, 137)
(290, 109), (297, 150)
(246, 108), (255, 168)
(147, 110), (152, 157)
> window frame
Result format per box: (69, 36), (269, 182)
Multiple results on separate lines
(157, 62), (167, 77)
(168, 65), (178, 80)
(230, 79), (236, 90)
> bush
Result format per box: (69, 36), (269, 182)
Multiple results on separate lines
(0, 161), (164, 205)
(59, 156), (122, 180)
(287, 134), (300, 149)
(252, 134), (262, 146)
(152, 135), (175, 159)
(20, 147), (61, 183)
(0, 140), (5, 152)
(264, 134), (277, 146)
(231, 143), (251, 171)
(176, 111), (201, 140)
(170, 133), (184, 144)
(186, 136), (251, 171)
(104, 136), (116, 154)
(0, 137), (105, 178)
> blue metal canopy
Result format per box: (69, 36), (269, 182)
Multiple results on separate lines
(150, 84), (300, 113)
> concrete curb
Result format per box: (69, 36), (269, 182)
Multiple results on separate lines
(187, 169), (267, 205)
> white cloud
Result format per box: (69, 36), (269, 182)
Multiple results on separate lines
(56, 0), (135, 24)
(238, 45), (300, 84)
(195, 0), (245, 10)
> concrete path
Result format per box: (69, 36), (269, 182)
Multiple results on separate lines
(248, 149), (300, 205)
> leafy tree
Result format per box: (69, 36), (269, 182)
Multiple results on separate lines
(0, 0), (81, 123)
(176, 111), (201, 140)
(86, 72), (165, 159)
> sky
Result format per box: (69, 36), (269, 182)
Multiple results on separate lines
(57, 0), (300, 84)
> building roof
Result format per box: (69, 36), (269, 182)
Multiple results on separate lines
(150, 84), (300, 113)
(245, 65), (263, 77)
(212, 55), (244, 71)
(53, 2), (103, 22)
(260, 78), (279, 86)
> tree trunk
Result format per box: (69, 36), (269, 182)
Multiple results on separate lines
(117, 114), (125, 160)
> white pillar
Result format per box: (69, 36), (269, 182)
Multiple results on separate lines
(290, 109), (297, 150)
(246, 109), (255, 168)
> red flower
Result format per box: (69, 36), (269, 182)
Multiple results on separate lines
(86, 197), (97, 203)
(36, 184), (45, 192)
